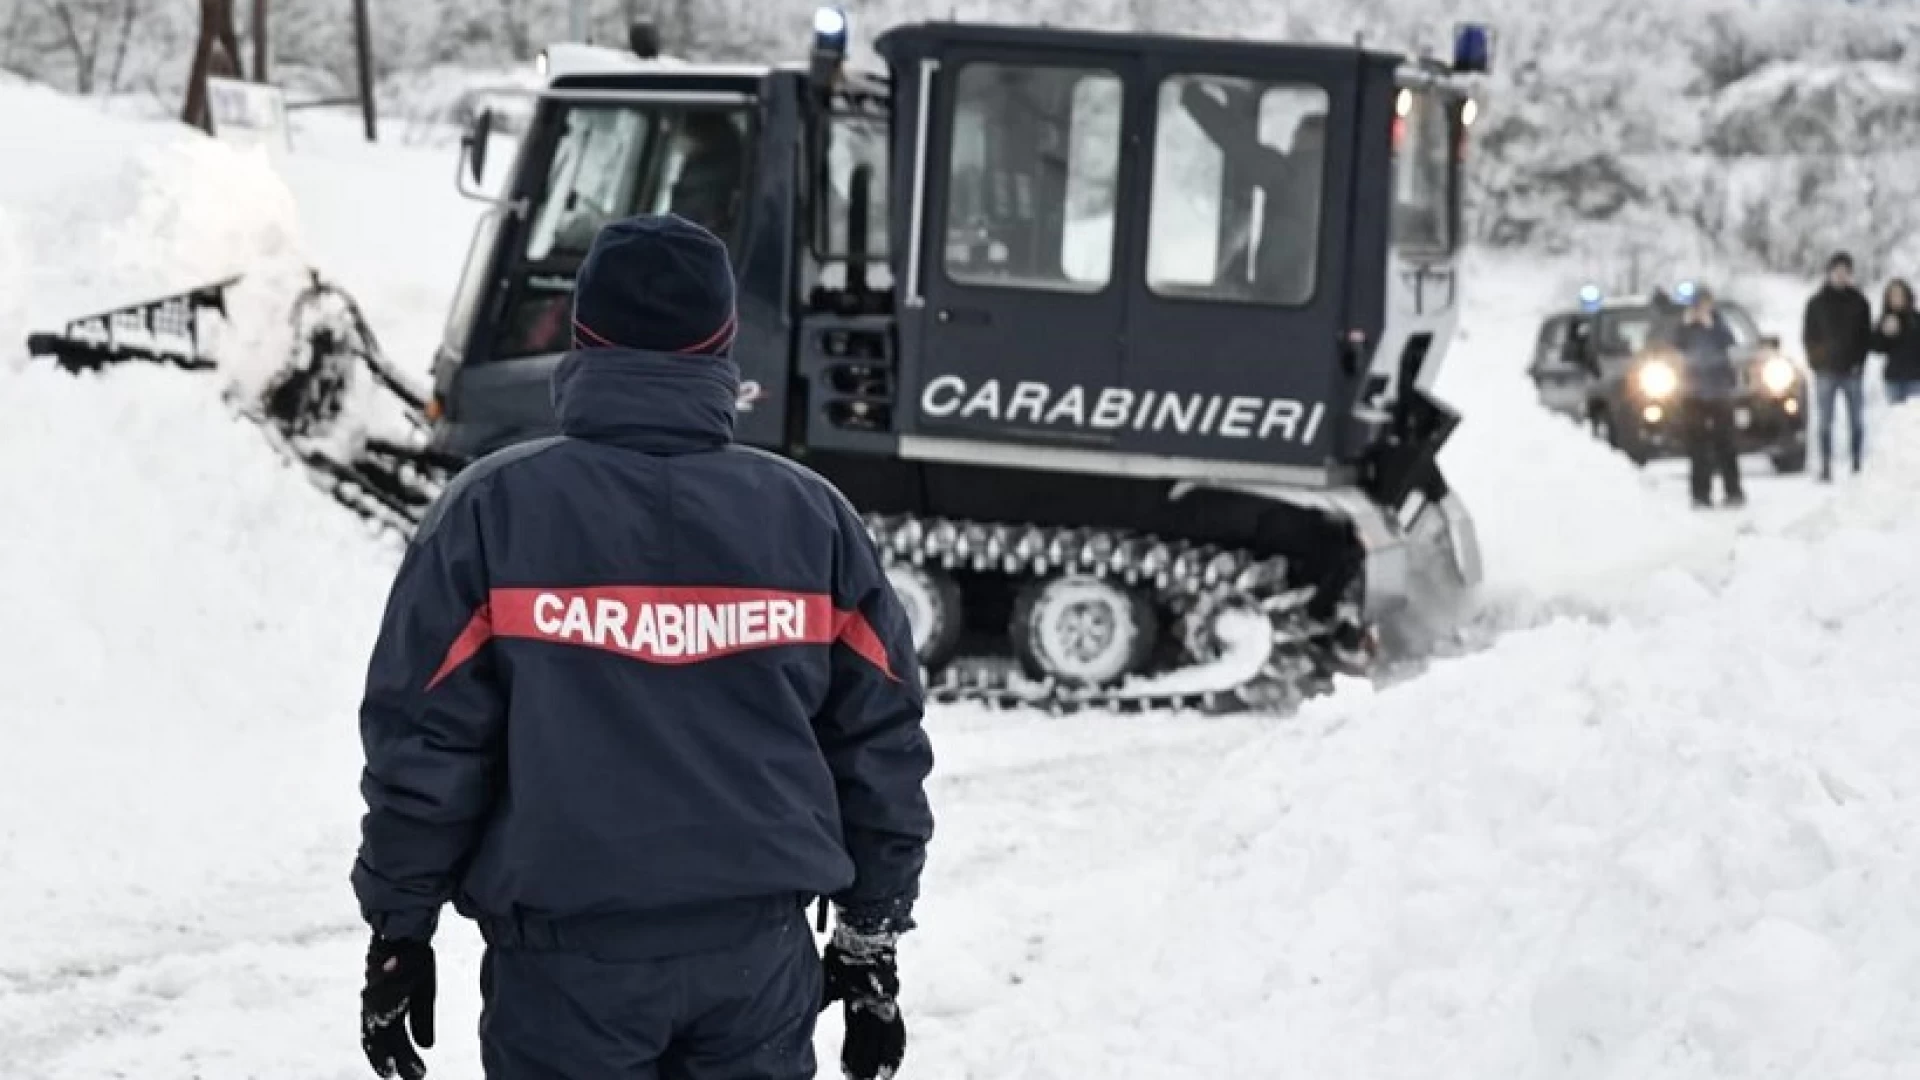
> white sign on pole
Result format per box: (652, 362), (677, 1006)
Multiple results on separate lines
(206, 77), (292, 164)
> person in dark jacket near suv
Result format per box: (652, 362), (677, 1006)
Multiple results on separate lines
(1802, 251), (1872, 479)
(1873, 278), (1920, 405)
(351, 214), (934, 1080)
(1672, 286), (1746, 509)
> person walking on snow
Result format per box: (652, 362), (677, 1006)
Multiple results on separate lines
(1671, 286), (1746, 509)
(1872, 278), (1920, 405)
(1802, 250), (1872, 480)
(351, 214), (935, 1080)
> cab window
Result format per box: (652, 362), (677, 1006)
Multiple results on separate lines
(943, 62), (1122, 293)
(821, 110), (890, 262)
(1533, 316), (1571, 369)
(522, 103), (752, 263)
(497, 102), (752, 361)
(1146, 76), (1328, 306)
(1391, 88), (1455, 253)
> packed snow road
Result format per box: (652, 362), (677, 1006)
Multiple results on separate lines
(7, 83), (1920, 1078)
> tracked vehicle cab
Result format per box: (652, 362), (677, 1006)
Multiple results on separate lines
(865, 25), (1470, 484)
(428, 12), (1489, 710)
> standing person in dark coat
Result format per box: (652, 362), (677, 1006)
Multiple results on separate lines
(351, 214), (934, 1080)
(1802, 251), (1873, 479)
(1672, 286), (1746, 509)
(1873, 278), (1920, 405)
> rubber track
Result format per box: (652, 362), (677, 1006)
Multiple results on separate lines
(862, 514), (1346, 715)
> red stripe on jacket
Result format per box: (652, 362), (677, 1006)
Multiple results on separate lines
(426, 603), (494, 690)
(424, 586), (896, 688)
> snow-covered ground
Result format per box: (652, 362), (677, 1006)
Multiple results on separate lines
(6, 84), (1920, 1079)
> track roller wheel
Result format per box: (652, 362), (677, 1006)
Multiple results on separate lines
(1011, 574), (1157, 687)
(885, 564), (963, 671)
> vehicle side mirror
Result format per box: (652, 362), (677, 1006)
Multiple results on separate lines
(463, 108), (496, 186)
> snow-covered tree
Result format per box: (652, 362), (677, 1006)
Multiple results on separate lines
(7, 0), (1919, 274)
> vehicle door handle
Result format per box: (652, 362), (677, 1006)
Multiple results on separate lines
(937, 307), (992, 326)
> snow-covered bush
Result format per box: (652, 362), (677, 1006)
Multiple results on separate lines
(1708, 61), (1920, 157)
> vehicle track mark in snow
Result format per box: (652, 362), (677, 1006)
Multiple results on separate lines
(0, 919), (366, 1072)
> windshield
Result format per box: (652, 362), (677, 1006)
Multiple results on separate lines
(820, 110), (889, 262)
(494, 101), (753, 361)
(1596, 309), (1657, 355)
(1645, 303), (1762, 348)
(523, 103), (752, 263)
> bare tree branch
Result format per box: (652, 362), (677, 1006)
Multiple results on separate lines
(84, 0), (105, 85)
(33, 0), (95, 93)
(106, 0), (139, 95)
(499, 0), (527, 60)
(0, 4), (23, 77)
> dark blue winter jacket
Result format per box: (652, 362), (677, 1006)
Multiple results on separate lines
(1672, 314), (1740, 400)
(351, 348), (934, 956)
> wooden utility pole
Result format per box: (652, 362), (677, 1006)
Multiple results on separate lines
(352, 0), (378, 142)
(182, 0), (244, 132)
(252, 0), (269, 84)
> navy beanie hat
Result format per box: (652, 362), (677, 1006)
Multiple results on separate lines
(571, 214), (738, 357)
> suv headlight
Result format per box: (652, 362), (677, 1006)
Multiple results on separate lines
(1636, 358), (1680, 400)
(1760, 355), (1796, 394)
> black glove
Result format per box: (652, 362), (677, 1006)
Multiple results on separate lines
(820, 925), (904, 1080)
(361, 935), (436, 1079)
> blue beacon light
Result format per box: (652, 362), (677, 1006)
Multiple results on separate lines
(814, 6), (849, 47)
(1453, 23), (1492, 73)
(809, 6), (849, 85)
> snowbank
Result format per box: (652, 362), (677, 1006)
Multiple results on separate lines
(1, 81), (492, 389)
(903, 411), (1920, 1080)
(0, 81), (310, 389)
(0, 78), (399, 979)
(0, 364), (399, 976)
(273, 109), (505, 377)
(1170, 413), (1920, 1079)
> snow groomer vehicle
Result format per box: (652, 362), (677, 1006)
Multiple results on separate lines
(29, 10), (1494, 711)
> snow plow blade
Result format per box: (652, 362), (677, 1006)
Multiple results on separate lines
(25, 278), (236, 373)
(26, 273), (450, 536)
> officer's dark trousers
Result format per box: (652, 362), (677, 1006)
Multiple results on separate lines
(479, 911), (821, 1080)
(1683, 398), (1744, 504)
